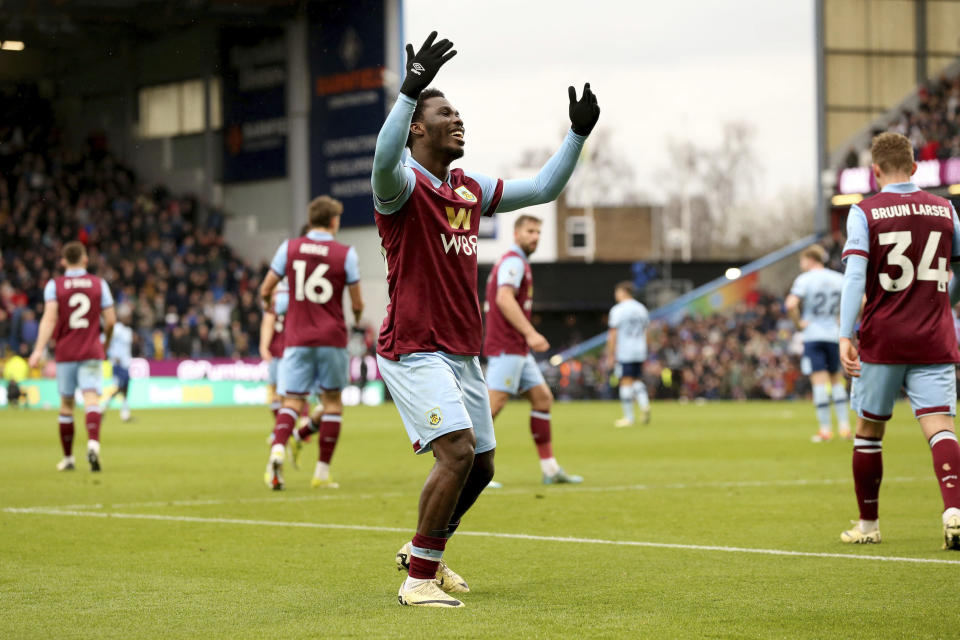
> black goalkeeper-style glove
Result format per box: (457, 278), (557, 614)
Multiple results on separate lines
(568, 83), (600, 136)
(400, 31), (457, 99)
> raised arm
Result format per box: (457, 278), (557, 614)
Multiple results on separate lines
(497, 84), (600, 213)
(371, 96), (417, 208)
(371, 31), (457, 213)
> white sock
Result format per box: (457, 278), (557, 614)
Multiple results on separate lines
(270, 443), (285, 461)
(619, 385), (635, 422)
(540, 457), (559, 476)
(633, 381), (649, 411)
(121, 398), (130, 412)
(403, 576), (432, 589)
(315, 461), (330, 479)
(87, 440), (100, 454)
(859, 519), (879, 533)
(944, 507), (960, 524)
(812, 384), (831, 432)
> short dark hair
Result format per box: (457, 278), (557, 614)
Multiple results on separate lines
(615, 281), (636, 297)
(514, 215), (542, 230)
(308, 195), (344, 228)
(63, 241), (86, 266)
(405, 88), (446, 149)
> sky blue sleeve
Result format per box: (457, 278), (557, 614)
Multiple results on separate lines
(43, 279), (56, 302)
(344, 247), (361, 284)
(462, 170), (501, 215)
(497, 130), (586, 213)
(842, 205), (870, 262)
(950, 203), (960, 260)
(839, 255), (867, 338)
(270, 241), (288, 276)
(789, 274), (805, 298)
(496, 256), (525, 288)
(608, 305), (621, 329)
(101, 280), (114, 308)
(274, 291), (289, 316)
(371, 95), (417, 215)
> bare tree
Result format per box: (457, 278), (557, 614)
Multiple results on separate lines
(660, 121), (812, 258)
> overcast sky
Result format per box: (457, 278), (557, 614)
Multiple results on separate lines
(404, 0), (816, 202)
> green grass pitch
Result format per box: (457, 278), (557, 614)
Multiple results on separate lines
(2, 400), (958, 638)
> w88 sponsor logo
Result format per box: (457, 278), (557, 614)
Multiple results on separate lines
(441, 233), (478, 256)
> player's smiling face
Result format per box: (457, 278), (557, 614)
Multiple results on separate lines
(419, 96), (465, 161)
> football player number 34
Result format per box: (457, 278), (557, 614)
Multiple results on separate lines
(292, 259), (333, 304)
(878, 230), (950, 292)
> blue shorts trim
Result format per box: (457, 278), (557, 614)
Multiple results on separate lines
(56, 360), (102, 397)
(268, 358), (279, 387)
(851, 362), (956, 422)
(277, 346), (349, 396)
(377, 352), (496, 456)
(486, 353), (545, 395)
(802, 341), (840, 375)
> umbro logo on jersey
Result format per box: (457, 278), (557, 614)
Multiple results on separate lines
(411, 63), (425, 75)
(454, 186), (477, 203)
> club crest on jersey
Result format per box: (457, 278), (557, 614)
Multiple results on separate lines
(454, 186), (477, 203)
(426, 407), (443, 428)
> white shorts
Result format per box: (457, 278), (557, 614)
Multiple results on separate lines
(56, 360), (102, 397)
(485, 352), (545, 395)
(377, 352), (496, 455)
(851, 362), (956, 422)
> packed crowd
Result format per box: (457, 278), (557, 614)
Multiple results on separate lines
(0, 85), (268, 362)
(843, 73), (960, 167)
(548, 293), (807, 402)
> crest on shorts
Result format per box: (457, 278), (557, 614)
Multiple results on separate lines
(454, 186), (477, 203)
(505, 377), (514, 387)
(426, 407), (443, 428)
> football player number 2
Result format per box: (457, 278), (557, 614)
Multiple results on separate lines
(878, 230), (950, 292)
(67, 293), (91, 329)
(292, 260), (333, 304)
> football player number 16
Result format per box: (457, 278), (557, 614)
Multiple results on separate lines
(878, 230), (950, 292)
(292, 259), (333, 304)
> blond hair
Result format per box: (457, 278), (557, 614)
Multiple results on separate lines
(801, 244), (827, 265)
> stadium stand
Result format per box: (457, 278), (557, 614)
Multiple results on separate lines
(845, 72), (960, 166)
(0, 86), (268, 361)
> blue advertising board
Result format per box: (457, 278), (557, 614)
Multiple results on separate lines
(221, 27), (288, 183)
(309, 0), (387, 227)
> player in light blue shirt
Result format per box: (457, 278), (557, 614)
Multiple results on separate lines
(101, 311), (135, 421)
(605, 282), (651, 427)
(785, 244), (850, 442)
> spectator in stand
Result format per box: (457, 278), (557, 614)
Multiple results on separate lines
(0, 87), (272, 361)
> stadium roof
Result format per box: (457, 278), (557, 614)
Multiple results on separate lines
(0, 0), (305, 49)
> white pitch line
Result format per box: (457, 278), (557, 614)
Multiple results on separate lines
(5, 506), (960, 566)
(31, 476), (928, 512)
